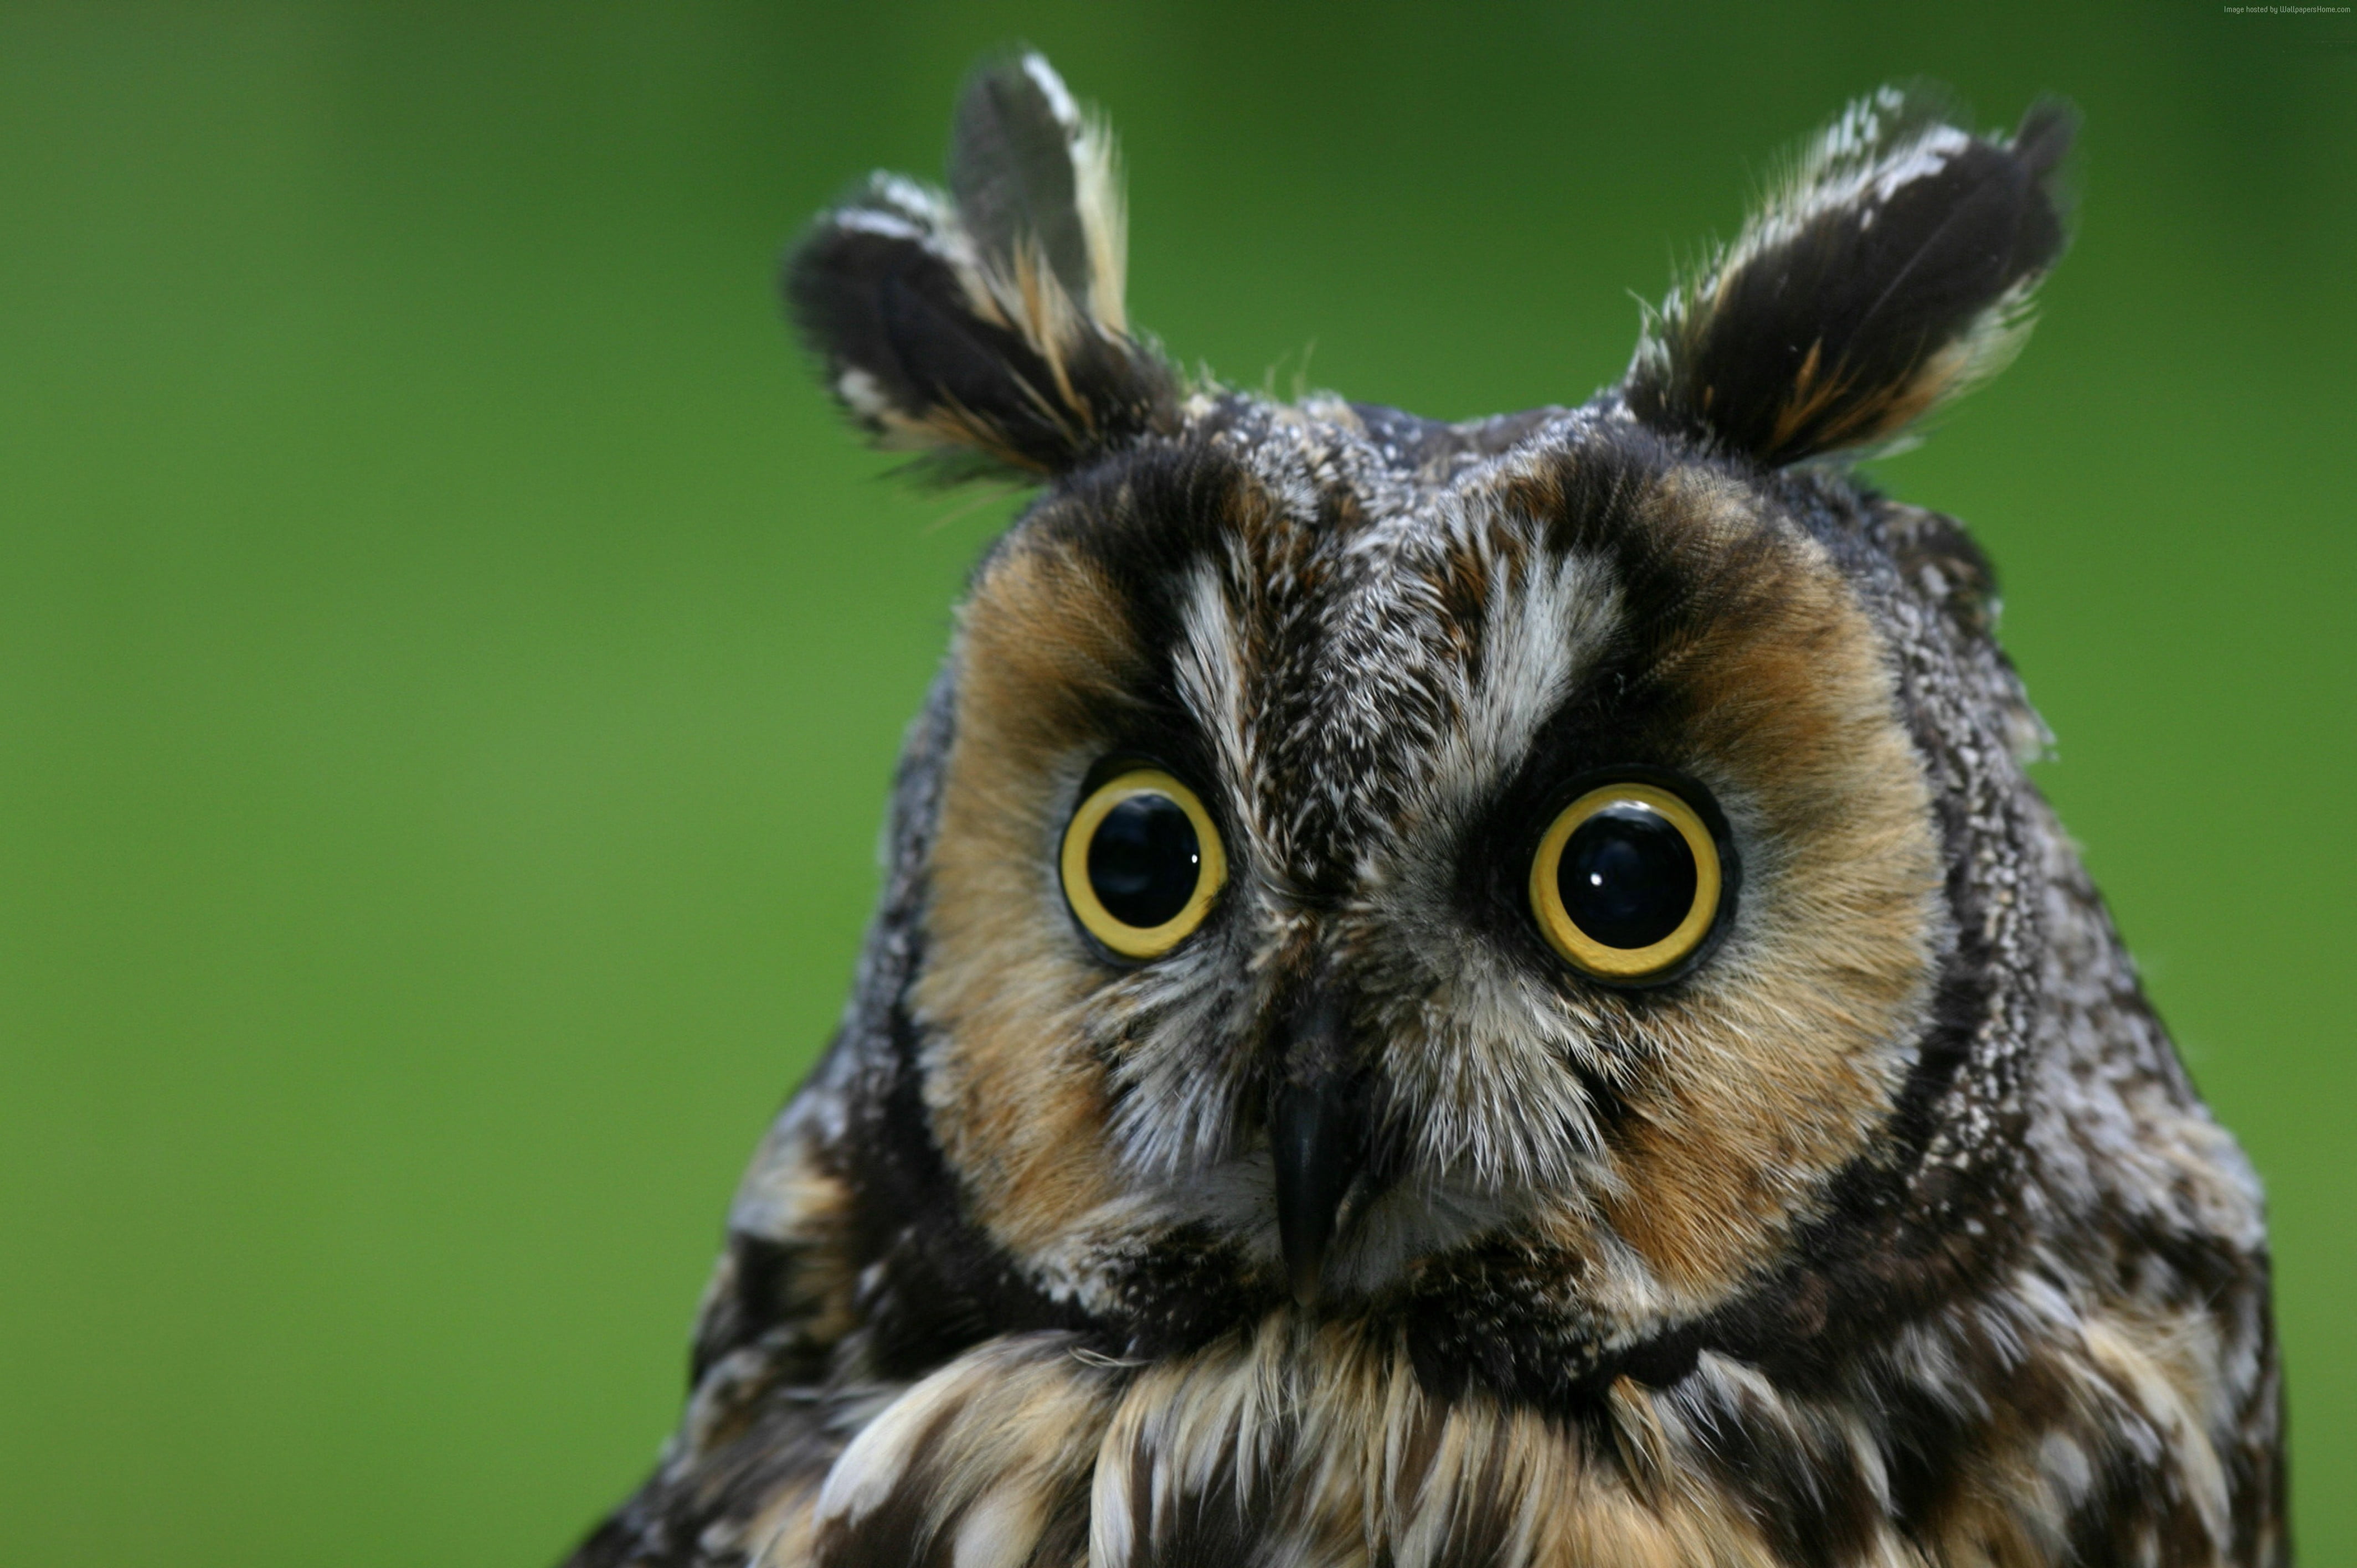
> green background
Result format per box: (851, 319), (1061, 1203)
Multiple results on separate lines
(3, 3), (2349, 1562)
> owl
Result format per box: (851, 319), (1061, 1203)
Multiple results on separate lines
(562, 54), (2284, 1568)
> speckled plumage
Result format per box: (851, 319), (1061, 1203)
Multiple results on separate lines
(562, 56), (2283, 1568)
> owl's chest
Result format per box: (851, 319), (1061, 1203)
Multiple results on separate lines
(786, 1323), (1803, 1568)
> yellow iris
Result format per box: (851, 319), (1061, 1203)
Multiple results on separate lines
(1529, 782), (1722, 981)
(1061, 768), (1227, 958)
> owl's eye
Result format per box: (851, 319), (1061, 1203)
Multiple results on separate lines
(1061, 768), (1227, 959)
(1529, 782), (1724, 982)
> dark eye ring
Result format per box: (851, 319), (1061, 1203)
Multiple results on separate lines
(1528, 782), (1724, 982)
(1060, 768), (1227, 959)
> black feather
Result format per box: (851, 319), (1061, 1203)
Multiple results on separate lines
(1628, 94), (2075, 466)
(780, 54), (1177, 479)
(784, 193), (1084, 473)
(949, 52), (1093, 297)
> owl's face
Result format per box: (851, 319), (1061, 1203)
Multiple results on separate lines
(918, 419), (1946, 1350)
(788, 58), (2070, 1373)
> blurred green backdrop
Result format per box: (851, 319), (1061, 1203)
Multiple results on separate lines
(3, 3), (2350, 1563)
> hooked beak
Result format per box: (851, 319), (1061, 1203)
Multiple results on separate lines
(1269, 993), (1369, 1307)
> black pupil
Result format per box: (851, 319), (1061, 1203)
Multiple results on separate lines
(1087, 793), (1201, 929)
(1557, 803), (1698, 951)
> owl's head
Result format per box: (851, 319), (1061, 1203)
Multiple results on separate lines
(782, 56), (2073, 1396)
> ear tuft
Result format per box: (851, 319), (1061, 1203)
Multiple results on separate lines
(784, 52), (1176, 481)
(1625, 88), (2075, 468)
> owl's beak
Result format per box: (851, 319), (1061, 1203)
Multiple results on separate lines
(1270, 993), (1370, 1307)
